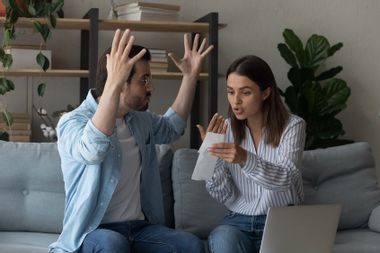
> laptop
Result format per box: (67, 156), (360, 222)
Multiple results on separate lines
(260, 204), (341, 253)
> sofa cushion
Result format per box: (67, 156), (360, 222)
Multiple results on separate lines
(302, 142), (380, 230)
(0, 231), (59, 253)
(172, 149), (227, 239)
(369, 206), (380, 233)
(334, 229), (380, 253)
(0, 141), (65, 233)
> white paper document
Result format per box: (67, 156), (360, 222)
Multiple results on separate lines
(191, 132), (225, 181)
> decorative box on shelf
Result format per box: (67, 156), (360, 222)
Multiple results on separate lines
(4, 44), (52, 69)
(0, 113), (31, 142)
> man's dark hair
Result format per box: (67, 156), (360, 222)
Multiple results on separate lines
(95, 45), (151, 96)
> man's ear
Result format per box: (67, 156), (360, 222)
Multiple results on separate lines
(262, 87), (272, 100)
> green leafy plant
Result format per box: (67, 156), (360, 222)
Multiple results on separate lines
(278, 28), (352, 150)
(0, 0), (64, 140)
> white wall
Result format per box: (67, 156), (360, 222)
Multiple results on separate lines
(180, 0), (380, 175)
(3, 0), (380, 173)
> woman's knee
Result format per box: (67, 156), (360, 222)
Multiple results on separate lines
(208, 225), (246, 253)
(173, 231), (205, 253)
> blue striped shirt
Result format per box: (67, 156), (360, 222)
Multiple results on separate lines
(206, 114), (306, 215)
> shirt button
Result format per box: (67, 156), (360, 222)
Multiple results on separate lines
(100, 202), (104, 206)
(88, 226), (93, 231)
(22, 189), (29, 196)
(117, 154), (121, 158)
(110, 179), (115, 183)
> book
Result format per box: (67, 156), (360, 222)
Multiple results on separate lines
(117, 6), (179, 16)
(149, 48), (168, 55)
(151, 56), (168, 63)
(115, 1), (181, 12)
(0, 113), (31, 131)
(0, 122), (31, 130)
(0, 113), (31, 123)
(117, 10), (178, 21)
(9, 135), (31, 142)
(6, 129), (32, 136)
(150, 62), (168, 68)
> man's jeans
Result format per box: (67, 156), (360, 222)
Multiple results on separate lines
(80, 220), (204, 253)
(208, 212), (266, 253)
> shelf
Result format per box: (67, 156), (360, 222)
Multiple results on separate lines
(0, 17), (90, 30)
(0, 17), (226, 33)
(98, 19), (209, 33)
(0, 69), (211, 80)
(0, 69), (89, 77)
(152, 72), (208, 80)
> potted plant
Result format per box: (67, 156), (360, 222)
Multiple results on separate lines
(0, 0), (64, 141)
(278, 28), (352, 150)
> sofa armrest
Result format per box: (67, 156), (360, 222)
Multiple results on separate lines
(369, 205), (380, 232)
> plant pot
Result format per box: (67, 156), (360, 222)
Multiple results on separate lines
(0, 2), (5, 16)
(0, 0), (28, 16)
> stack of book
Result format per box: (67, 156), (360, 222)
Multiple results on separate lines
(0, 113), (32, 142)
(149, 48), (168, 72)
(114, 1), (180, 21)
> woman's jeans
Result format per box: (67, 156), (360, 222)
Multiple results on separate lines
(208, 212), (266, 253)
(80, 220), (204, 253)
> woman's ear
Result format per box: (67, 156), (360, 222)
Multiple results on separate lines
(262, 87), (272, 100)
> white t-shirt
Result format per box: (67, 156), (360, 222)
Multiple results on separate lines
(101, 118), (145, 223)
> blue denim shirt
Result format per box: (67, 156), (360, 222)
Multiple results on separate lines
(49, 90), (186, 253)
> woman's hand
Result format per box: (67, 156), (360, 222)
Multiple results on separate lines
(196, 113), (227, 141)
(168, 33), (214, 78)
(208, 142), (247, 167)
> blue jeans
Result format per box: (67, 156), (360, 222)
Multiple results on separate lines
(208, 212), (266, 253)
(80, 220), (204, 253)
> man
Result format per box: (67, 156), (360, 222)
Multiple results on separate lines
(49, 29), (213, 253)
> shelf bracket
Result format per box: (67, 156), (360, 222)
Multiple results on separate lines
(80, 8), (99, 102)
(191, 12), (219, 149)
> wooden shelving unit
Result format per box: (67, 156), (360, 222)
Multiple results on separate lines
(0, 17), (213, 79)
(1, 9), (222, 148)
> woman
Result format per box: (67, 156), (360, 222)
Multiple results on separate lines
(197, 55), (306, 253)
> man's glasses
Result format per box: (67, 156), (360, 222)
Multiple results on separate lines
(133, 76), (153, 87)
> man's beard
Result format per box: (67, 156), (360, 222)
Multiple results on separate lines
(132, 92), (151, 111)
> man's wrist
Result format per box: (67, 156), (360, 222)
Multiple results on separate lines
(182, 73), (198, 83)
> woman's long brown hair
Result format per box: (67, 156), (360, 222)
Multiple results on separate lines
(227, 55), (289, 147)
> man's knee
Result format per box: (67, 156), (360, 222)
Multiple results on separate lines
(82, 229), (130, 253)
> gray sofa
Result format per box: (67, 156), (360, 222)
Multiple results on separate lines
(1, 141), (380, 253)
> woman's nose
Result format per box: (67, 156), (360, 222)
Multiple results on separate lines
(233, 95), (242, 105)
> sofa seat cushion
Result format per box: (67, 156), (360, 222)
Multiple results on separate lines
(302, 142), (380, 230)
(0, 231), (59, 253)
(334, 229), (380, 253)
